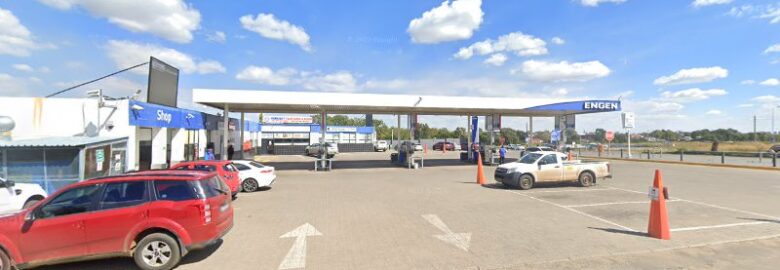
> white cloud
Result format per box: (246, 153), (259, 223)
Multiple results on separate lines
(483, 53), (508, 66)
(105, 40), (225, 75)
(236, 66), (357, 92)
(634, 100), (684, 114)
(551, 37), (565, 45)
(12, 64), (34, 72)
(363, 79), (410, 90)
(653, 66), (728, 85)
(580, 0), (626, 7)
(0, 73), (32, 95)
(759, 78), (779, 86)
(514, 60), (611, 82)
(40, 0), (201, 43)
(727, 4), (780, 24)
(705, 109), (723, 115)
(454, 32), (547, 60)
(206, 31), (226, 43)
(301, 71), (357, 92)
(765, 44), (780, 54)
(551, 88), (569, 96)
(235, 66), (298, 85)
(692, 0), (732, 8)
(240, 13), (311, 51)
(752, 95), (780, 104)
(0, 7), (53, 57)
(407, 0), (483, 44)
(741, 79), (756, 85)
(737, 103), (754, 108)
(660, 88), (728, 102)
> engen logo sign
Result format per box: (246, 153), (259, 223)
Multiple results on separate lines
(583, 101), (620, 111)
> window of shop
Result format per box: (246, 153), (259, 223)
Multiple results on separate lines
(5, 147), (80, 193)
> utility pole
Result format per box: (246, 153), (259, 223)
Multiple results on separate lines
(754, 115), (758, 142)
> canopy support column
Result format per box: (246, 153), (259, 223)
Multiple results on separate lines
(222, 104), (229, 161)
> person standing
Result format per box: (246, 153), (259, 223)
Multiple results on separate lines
(499, 145), (507, 164)
(204, 149), (215, 160)
(227, 144), (235, 160)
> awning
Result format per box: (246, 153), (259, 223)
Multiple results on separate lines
(0, 136), (127, 148)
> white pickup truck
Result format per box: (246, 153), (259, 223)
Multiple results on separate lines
(0, 177), (47, 214)
(494, 151), (611, 190)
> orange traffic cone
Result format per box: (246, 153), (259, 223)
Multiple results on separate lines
(648, 169), (670, 240)
(424, 144), (428, 154)
(476, 153), (486, 185)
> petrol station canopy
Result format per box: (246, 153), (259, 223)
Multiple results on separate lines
(193, 89), (621, 116)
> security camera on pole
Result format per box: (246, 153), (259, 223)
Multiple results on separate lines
(622, 112), (635, 158)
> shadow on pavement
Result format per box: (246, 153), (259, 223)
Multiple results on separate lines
(589, 227), (648, 238)
(738, 217), (780, 224)
(35, 240), (223, 270)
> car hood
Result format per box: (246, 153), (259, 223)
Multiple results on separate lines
(497, 163), (537, 173)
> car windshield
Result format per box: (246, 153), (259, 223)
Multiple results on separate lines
(517, 153), (543, 164)
(249, 161), (266, 168)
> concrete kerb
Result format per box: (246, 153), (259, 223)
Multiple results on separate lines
(581, 156), (780, 172)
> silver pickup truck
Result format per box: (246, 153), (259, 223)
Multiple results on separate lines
(494, 151), (611, 190)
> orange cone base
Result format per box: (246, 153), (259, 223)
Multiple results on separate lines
(648, 169), (671, 240)
(476, 154), (486, 185)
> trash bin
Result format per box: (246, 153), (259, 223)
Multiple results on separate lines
(460, 152), (468, 161)
(391, 153), (399, 163)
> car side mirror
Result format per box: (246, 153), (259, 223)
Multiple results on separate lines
(24, 209), (37, 222)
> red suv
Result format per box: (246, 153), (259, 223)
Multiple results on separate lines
(170, 161), (240, 198)
(432, 142), (456, 151)
(0, 170), (233, 270)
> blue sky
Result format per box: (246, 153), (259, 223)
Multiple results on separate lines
(1, 0), (779, 132)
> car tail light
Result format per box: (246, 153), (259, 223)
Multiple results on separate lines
(199, 201), (212, 224)
(260, 169), (272, 173)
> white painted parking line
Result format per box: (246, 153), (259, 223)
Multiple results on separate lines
(422, 214), (472, 252)
(608, 186), (780, 222)
(507, 190), (638, 232)
(523, 188), (616, 194)
(565, 199), (682, 208)
(670, 221), (772, 232)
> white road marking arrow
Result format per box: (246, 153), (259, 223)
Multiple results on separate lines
(278, 223), (322, 270)
(422, 214), (471, 252)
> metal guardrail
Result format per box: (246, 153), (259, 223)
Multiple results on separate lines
(577, 148), (778, 167)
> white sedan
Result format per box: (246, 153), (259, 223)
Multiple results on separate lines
(231, 160), (277, 192)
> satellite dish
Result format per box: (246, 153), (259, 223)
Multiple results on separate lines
(0, 116), (15, 132)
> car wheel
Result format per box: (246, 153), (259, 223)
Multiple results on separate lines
(518, 174), (534, 190)
(0, 248), (11, 270)
(579, 172), (596, 187)
(134, 233), (181, 270)
(242, 178), (259, 192)
(23, 199), (41, 209)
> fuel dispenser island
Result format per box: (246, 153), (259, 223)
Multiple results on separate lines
(391, 141), (424, 169)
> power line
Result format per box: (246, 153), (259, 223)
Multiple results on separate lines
(45, 61), (149, 98)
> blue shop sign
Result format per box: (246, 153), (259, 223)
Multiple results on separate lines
(527, 100), (621, 113)
(129, 101), (184, 128)
(181, 109), (205, 130)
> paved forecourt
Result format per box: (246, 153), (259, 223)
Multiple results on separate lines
(41, 152), (780, 269)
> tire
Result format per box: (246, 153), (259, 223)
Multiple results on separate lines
(23, 199), (41, 209)
(134, 233), (181, 270)
(0, 248), (11, 270)
(579, 171), (596, 187)
(242, 178), (259, 192)
(518, 174), (534, 190)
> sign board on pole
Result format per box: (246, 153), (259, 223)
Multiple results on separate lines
(605, 131), (615, 142)
(551, 129), (561, 142)
(622, 112), (635, 129)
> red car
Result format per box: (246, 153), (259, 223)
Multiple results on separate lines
(169, 161), (241, 198)
(0, 170), (233, 270)
(432, 142), (456, 151)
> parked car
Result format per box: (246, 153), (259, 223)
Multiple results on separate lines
(0, 170), (233, 270)
(432, 142), (456, 151)
(0, 177), (47, 214)
(374, 140), (389, 152)
(305, 143), (339, 158)
(525, 146), (554, 153)
(169, 160), (241, 198)
(494, 151), (612, 190)
(770, 145), (780, 155)
(231, 160), (276, 192)
(413, 143), (423, 151)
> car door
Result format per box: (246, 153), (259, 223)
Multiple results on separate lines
(0, 178), (13, 213)
(20, 184), (101, 263)
(84, 181), (150, 255)
(536, 154), (562, 182)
